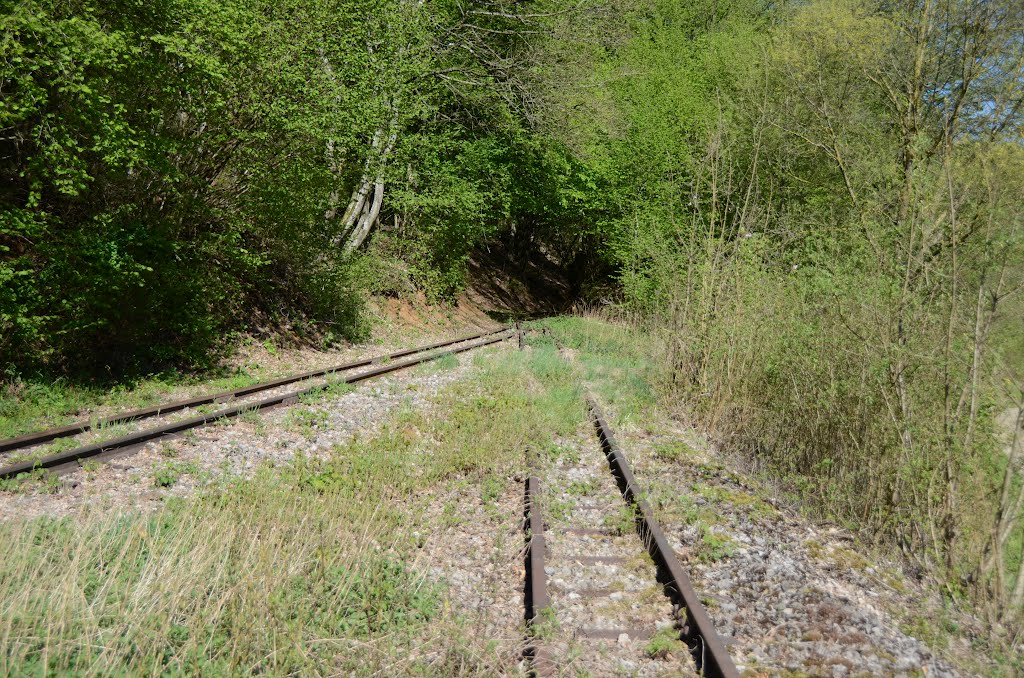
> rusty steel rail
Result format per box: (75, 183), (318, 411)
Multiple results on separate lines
(0, 328), (510, 455)
(0, 331), (513, 480)
(523, 475), (554, 676)
(586, 395), (739, 678)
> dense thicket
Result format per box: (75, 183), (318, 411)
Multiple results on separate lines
(529, 0), (1024, 642)
(0, 0), (587, 374)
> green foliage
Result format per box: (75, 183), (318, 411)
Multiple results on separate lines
(153, 461), (199, 488)
(530, 0), (1024, 629)
(601, 504), (636, 537)
(0, 468), (61, 495)
(4, 0), (1022, 636)
(0, 0), (563, 376)
(2, 0), (266, 373)
(644, 627), (686, 659)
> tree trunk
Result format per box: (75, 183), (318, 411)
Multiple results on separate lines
(320, 52), (346, 222)
(346, 178), (385, 253)
(342, 114), (398, 253)
(330, 130), (383, 248)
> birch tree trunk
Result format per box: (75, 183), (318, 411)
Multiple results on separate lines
(319, 52), (347, 222)
(329, 129), (383, 248)
(344, 121), (398, 253)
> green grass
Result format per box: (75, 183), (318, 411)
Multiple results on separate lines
(0, 370), (264, 441)
(0, 339), (584, 676)
(285, 408), (330, 439)
(527, 316), (659, 428)
(530, 605), (560, 641)
(152, 461), (200, 488)
(297, 379), (355, 405)
(78, 458), (102, 474)
(644, 627), (687, 659)
(567, 478), (599, 497)
(0, 468), (61, 494)
(696, 524), (737, 563)
(652, 441), (698, 464)
(601, 504), (636, 536)
(414, 352), (460, 375)
(0, 471), (440, 675)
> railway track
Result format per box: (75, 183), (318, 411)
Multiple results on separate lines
(522, 332), (738, 677)
(4, 321), (736, 675)
(0, 327), (513, 480)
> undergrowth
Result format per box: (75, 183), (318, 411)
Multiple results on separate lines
(533, 314), (1024, 676)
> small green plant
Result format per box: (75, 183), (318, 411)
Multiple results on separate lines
(153, 461), (198, 488)
(413, 352), (458, 376)
(46, 436), (80, 455)
(697, 525), (737, 563)
(530, 605), (560, 640)
(287, 409), (329, 440)
(0, 477), (18, 493)
(262, 339), (279, 356)
(602, 504), (636, 536)
(481, 476), (503, 505)
(153, 464), (180, 488)
(645, 627), (686, 659)
(652, 442), (694, 464)
(546, 497), (574, 523)
(79, 459), (102, 474)
(0, 468), (60, 494)
(298, 381), (353, 405)
(567, 478), (599, 497)
(544, 442), (578, 465)
(430, 353), (458, 371)
(238, 407), (262, 424)
(213, 414), (236, 427)
(440, 500), (466, 528)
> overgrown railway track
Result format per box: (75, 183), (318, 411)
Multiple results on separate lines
(3, 322), (738, 676)
(522, 331), (738, 677)
(0, 328), (513, 480)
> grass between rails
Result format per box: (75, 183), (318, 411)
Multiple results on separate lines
(527, 316), (660, 428)
(0, 343), (580, 676)
(0, 326), (484, 442)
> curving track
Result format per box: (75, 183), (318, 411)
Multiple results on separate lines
(0, 328), (513, 480)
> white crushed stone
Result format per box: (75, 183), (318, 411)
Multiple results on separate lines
(417, 480), (528, 674)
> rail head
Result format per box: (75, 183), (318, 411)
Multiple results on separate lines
(524, 474), (555, 677)
(585, 395), (740, 678)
